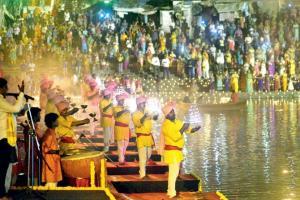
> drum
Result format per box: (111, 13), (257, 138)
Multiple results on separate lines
(62, 148), (88, 156)
(61, 151), (104, 178)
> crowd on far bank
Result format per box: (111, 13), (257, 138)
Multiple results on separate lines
(0, 5), (300, 94)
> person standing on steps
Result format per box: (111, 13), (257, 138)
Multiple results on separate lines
(161, 101), (201, 198)
(99, 88), (114, 152)
(113, 93), (130, 165)
(132, 96), (158, 179)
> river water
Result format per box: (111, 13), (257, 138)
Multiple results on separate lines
(182, 99), (300, 200)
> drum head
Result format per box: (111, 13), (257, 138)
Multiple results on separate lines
(61, 150), (103, 160)
(62, 148), (90, 157)
(61, 150), (104, 178)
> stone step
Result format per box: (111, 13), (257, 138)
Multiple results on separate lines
(109, 174), (200, 193)
(118, 192), (222, 200)
(80, 142), (137, 151)
(105, 150), (161, 162)
(106, 161), (168, 175)
(78, 137), (136, 143)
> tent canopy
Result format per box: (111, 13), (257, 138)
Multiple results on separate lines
(215, 3), (242, 13)
(113, 0), (157, 15)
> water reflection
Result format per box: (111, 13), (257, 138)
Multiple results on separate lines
(183, 99), (300, 200)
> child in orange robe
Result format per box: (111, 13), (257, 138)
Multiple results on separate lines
(42, 113), (62, 188)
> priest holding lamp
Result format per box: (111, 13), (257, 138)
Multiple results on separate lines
(99, 88), (114, 152)
(161, 101), (201, 198)
(132, 96), (158, 179)
(113, 93), (130, 165)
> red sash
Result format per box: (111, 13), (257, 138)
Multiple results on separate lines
(164, 145), (182, 151)
(60, 137), (75, 143)
(115, 121), (129, 127)
(102, 113), (113, 118)
(136, 133), (151, 137)
(136, 132), (154, 146)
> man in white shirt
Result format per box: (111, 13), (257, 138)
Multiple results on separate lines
(0, 78), (25, 198)
(210, 45), (217, 59)
(162, 54), (170, 79)
(216, 50), (225, 72)
(151, 55), (160, 79)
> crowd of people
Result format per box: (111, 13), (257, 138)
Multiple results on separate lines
(2, 3), (300, 199)
(0, 4), (300, 94)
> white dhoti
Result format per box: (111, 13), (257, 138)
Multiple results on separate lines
(117, 140), (129, 163)
(138, 146), (152, 178)
(167, 163), (180, 197)
(103, 126), (114, 151)
(85, 104), (100, 135)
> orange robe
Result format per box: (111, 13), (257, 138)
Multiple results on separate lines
(42, 128), (62, 183)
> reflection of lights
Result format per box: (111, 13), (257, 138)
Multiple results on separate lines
(282, 169), (289, 174)
(104, 0), (111, 3)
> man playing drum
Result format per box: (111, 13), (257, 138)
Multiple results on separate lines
(55, 98), (90, 154)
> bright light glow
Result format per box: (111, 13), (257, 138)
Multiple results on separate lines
(125, 96), (137, 113)
(104, 0), (110, 3)
(146, 97), (162, 115)
(73, 74), (78, 84)
(282, 169), (289, 174)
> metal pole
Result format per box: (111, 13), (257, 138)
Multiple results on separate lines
(27, 103), (42, 186)
(27, 133), (31, 187)
(31, 134), (34, 186)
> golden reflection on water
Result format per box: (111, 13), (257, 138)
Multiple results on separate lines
(183, 99), (300, 200)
